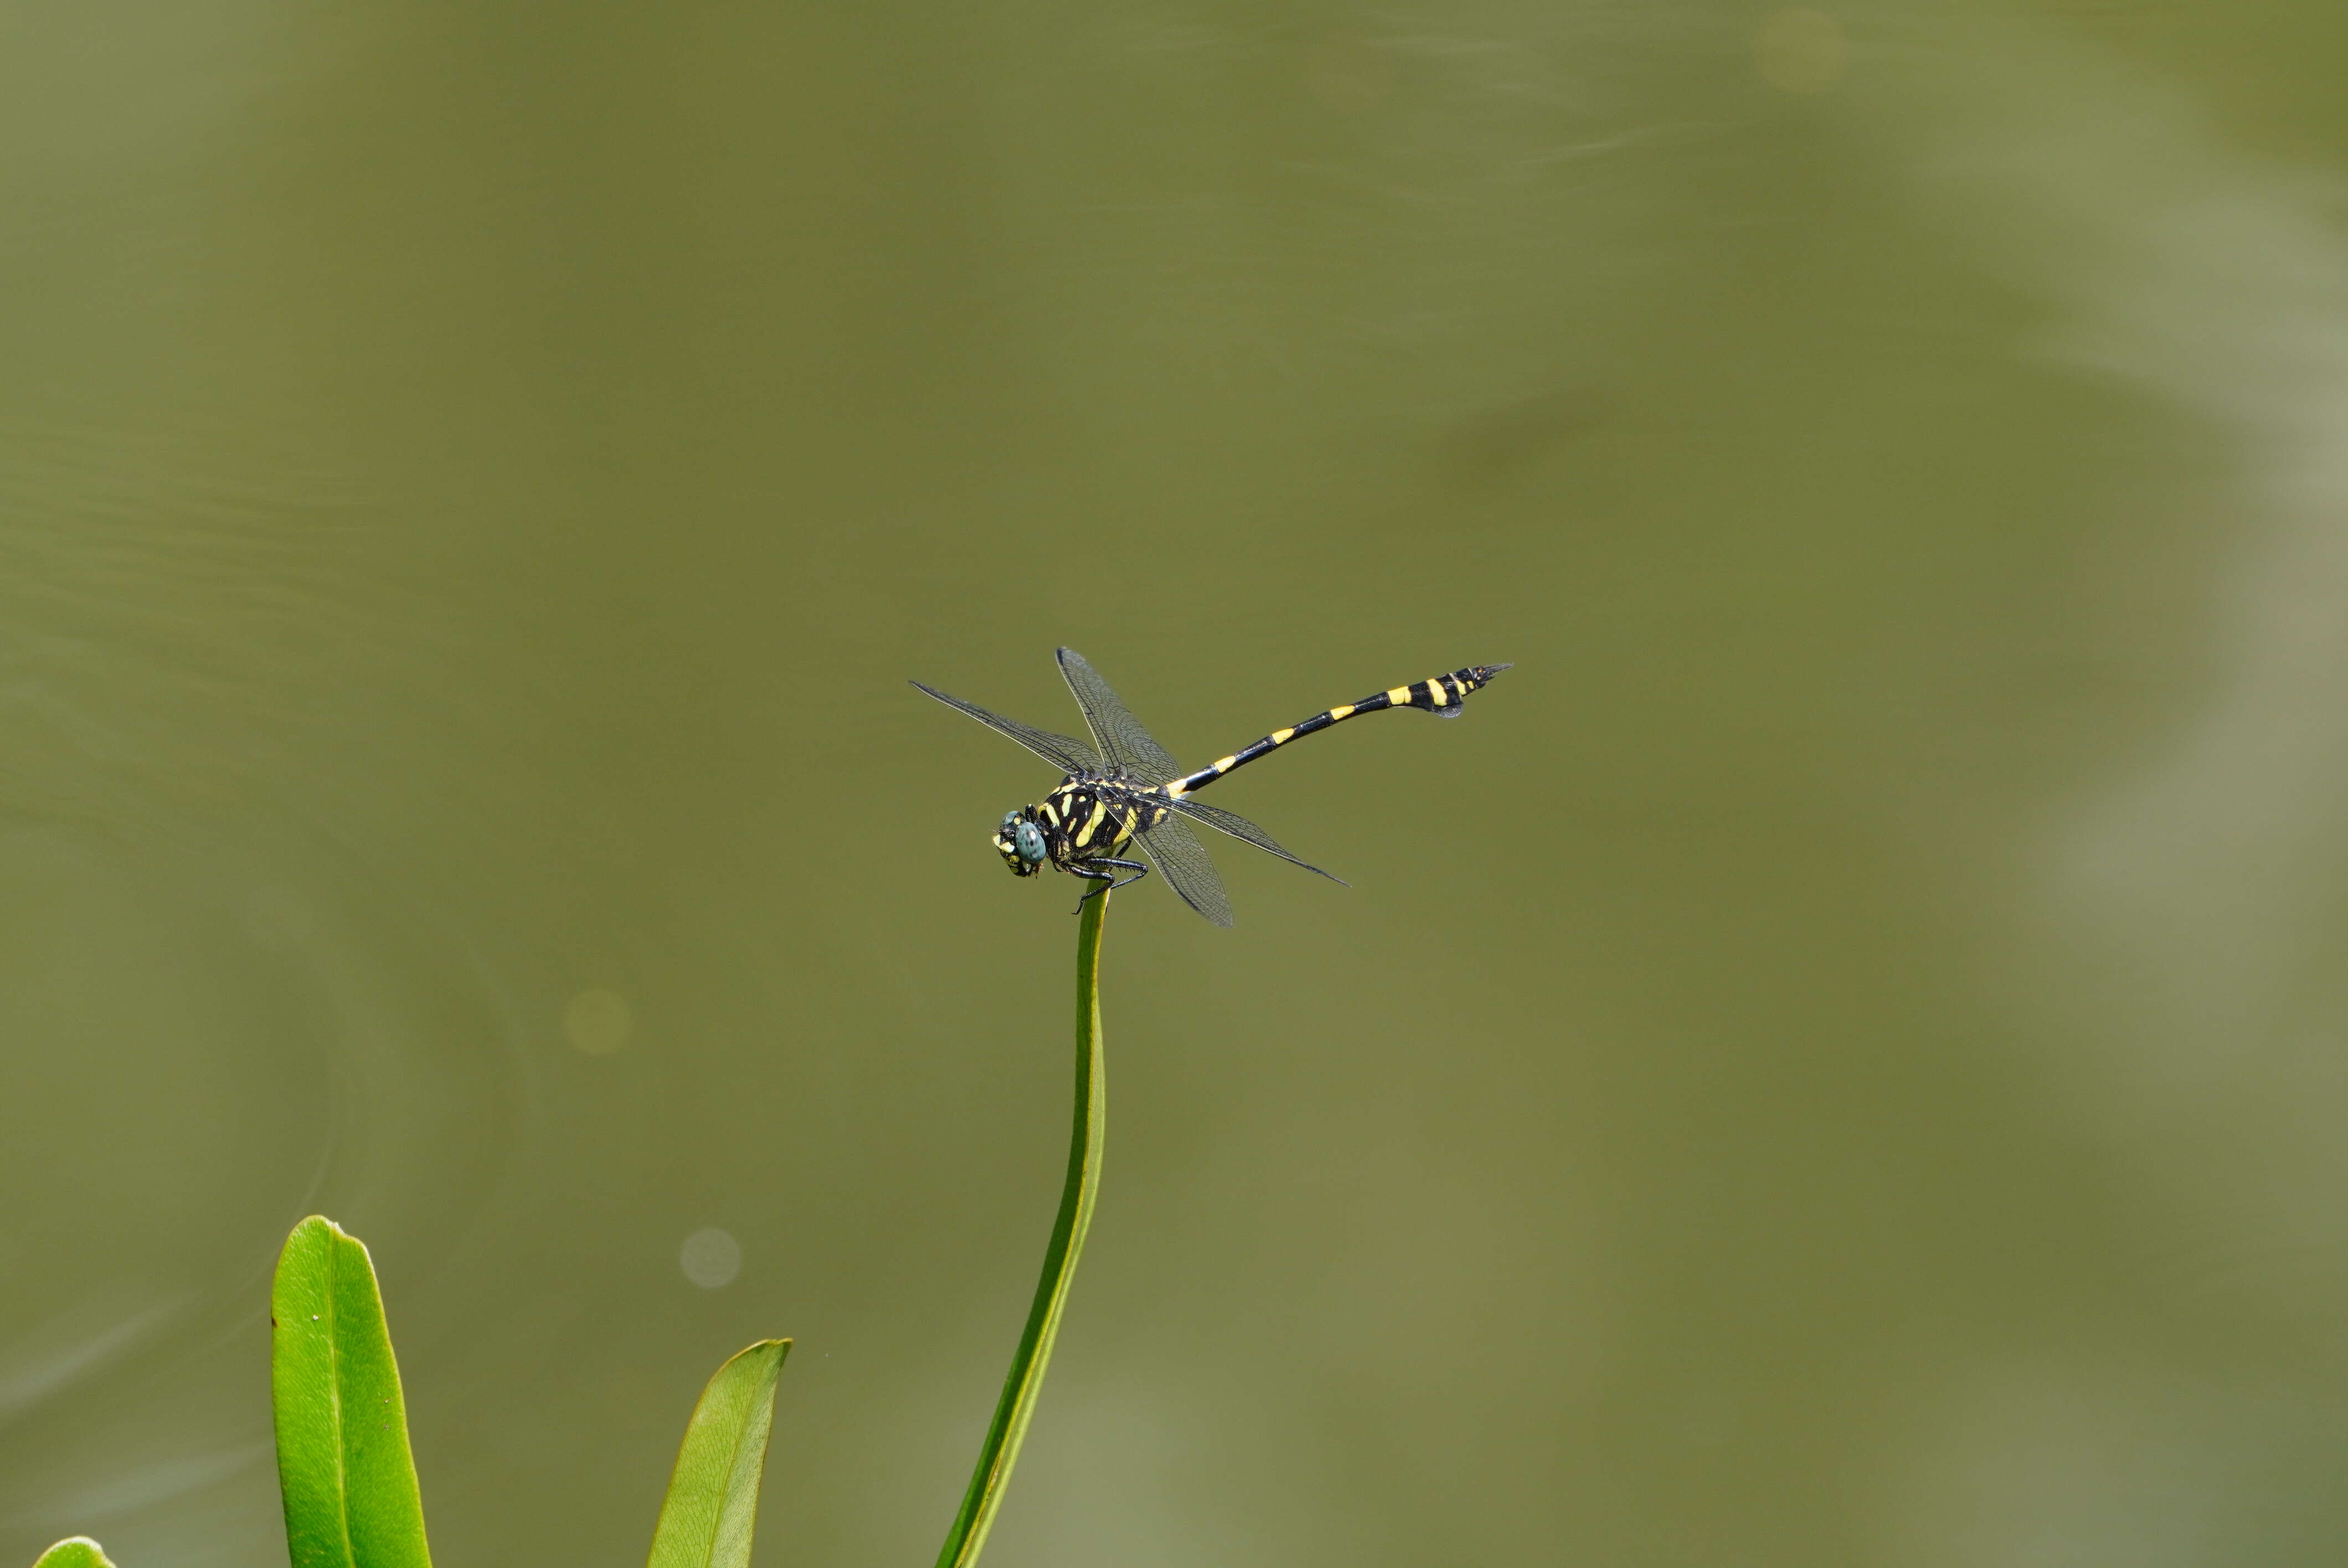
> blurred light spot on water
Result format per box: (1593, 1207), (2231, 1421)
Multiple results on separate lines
(679, 1227), (742, 1289)
(563, 988), (633, 1055)
(1881, 1366), (2229, 1568)
(1305, 32), (1394, 113)
(1919, 25), (2348, 1227)
(1756, 9), (1848, 95)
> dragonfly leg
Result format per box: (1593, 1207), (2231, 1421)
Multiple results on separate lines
(1069, 857), (1150, 913)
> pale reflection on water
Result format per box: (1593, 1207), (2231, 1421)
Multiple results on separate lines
(7, 2), (2348, 1564)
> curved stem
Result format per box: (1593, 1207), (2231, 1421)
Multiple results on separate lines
(933, 890), (1110, 1568)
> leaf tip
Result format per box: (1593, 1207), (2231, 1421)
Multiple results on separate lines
(33, 1538), (120, 1568)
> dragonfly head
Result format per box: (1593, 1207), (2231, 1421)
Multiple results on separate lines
(996, 810), (1048, 876)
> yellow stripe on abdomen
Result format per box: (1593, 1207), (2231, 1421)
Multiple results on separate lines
(1270, 727), (1295, 745)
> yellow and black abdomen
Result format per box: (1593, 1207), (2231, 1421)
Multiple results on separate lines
(1165, 663), (1512, 798)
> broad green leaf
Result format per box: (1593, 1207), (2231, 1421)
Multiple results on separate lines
(270, 1217), (433, 1568)
(31, 1539), (116, 1568)
(645, 1339), (792, 1568)
(933, 887), (1111, 1568)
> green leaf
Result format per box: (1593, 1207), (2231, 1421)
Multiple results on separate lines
(645, 1339), (793, 1568)
(31, 1539), (116, 1568)
(933, 886), (1112, 1568)
(270, 1216), (434, 1568)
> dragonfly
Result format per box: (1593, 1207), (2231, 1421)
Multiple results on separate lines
(910, 648), (1511, 925)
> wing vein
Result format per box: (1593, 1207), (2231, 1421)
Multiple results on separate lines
(1134, 813), (1233, 926)
(910, 680), (1101, 775)
(1170, 798), (1347, 885)
(1057, 649), (1184, 785)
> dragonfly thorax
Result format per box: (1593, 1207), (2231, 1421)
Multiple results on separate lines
(994, 775), (1162, 881)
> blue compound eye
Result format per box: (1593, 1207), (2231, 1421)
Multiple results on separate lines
(1013, 821), (1047, 864)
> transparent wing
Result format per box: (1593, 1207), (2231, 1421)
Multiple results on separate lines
(1057, 648), (1184, 785)
(910, 680), (1101, 775)
(1134, 814), (1234, 927)
(1169, 798), (1348, 885)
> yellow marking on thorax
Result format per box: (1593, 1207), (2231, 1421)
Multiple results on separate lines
(1074, 798), (1109, 847)
(1040, 800), (1060, 825)
(1270, 726), (1295, 745)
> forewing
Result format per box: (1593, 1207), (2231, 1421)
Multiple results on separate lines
(1170, 798), (1348, 885)
(910, 680), (1101, 775)
(1135, 813), (1234, 926)
(1056, 648), (1185, 785)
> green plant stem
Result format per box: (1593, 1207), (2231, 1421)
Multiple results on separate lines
(933, 888), (1111, 1568)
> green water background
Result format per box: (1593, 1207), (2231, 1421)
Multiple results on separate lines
(7, 2), (2348, 1562)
